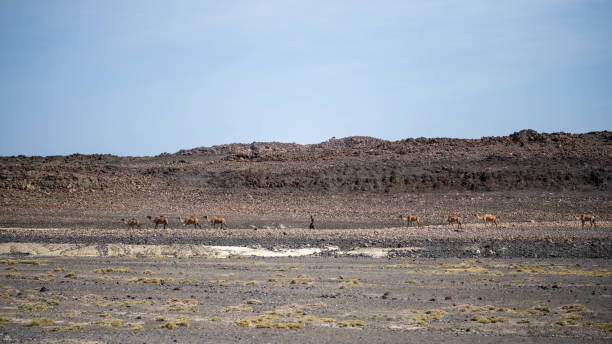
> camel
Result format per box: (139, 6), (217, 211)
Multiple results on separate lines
(146, 215), (169, 229)
(121, 218), (141, 229)
(443, 215), (462, 228)
(204, 216), (227, 229)
(575, 214), (596, 228)
(178, 216), (202, 229)
(399, 215), (421, 227)
(473, 213), (498, 227)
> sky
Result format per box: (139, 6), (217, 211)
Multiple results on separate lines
(0, 0), (611, 156)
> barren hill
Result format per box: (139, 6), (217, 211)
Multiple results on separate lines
(3, 129), (610, 195)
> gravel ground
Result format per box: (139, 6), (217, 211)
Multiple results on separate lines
(1, 220), (610, 259)
(0, 256), (610, 343)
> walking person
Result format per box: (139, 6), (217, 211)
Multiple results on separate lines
(309, 215), (315, 230)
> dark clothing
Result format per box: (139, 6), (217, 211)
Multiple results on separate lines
(309, 216), (315, 230)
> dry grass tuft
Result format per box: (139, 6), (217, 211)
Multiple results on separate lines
(64, 323), (85, 331)
(337, 319), (365, 328)
(24, 317), (54, 327)
(235, 316), (302, 330)
(560, 304), (589, 313)
(127, 277), (167, 284)
(471, 315), (507, 324)
(19, 302), (48, 312)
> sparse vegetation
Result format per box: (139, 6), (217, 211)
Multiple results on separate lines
(235, 316), (302, 330)
(24, 317), (54, 327)
(338, 319), (365, 327)
(157, 321), (178, 329)
(166, 298), (198, 311)
(412, 309), (444, 321)
(525, 304), (550, 314)
(415, 319), (428, 327)
(587, 322), (612, 332)
(19, 302), (48, 312)
(94, 267), (133, 274)
(64, 323), (85, 330)
(0, 259), (46, 265)
(560, 304), (589, 313)
(471, 315), (507, 324)
(556, 319), (579, 326)
(127, 277), (168, 284)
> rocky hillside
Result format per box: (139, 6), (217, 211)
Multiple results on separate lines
(1, 130), (611, 198)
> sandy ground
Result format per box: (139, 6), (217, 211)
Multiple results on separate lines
(0, 255), (610, 343)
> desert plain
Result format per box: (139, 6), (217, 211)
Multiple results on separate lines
(0, 130), (610, 343)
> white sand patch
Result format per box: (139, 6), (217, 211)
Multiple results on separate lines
(341, 247), (425, 258)
(0, 242), (426, 258)
(0, 242), (341, 258)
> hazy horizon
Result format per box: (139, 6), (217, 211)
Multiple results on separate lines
(1, 1), (611, 156)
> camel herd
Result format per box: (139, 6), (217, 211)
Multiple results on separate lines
(398, 212), (596, 229)
(399, 213), (494, 228)
(120, 215), (227, 230)
(122, 213), (598, 230)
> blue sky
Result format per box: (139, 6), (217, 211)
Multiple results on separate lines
(1, 1), (611, 156)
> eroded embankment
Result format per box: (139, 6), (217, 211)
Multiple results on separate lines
(0, 240), (608, 259)
(0, 242), (431, 259)
(0, 224), (610, 258)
